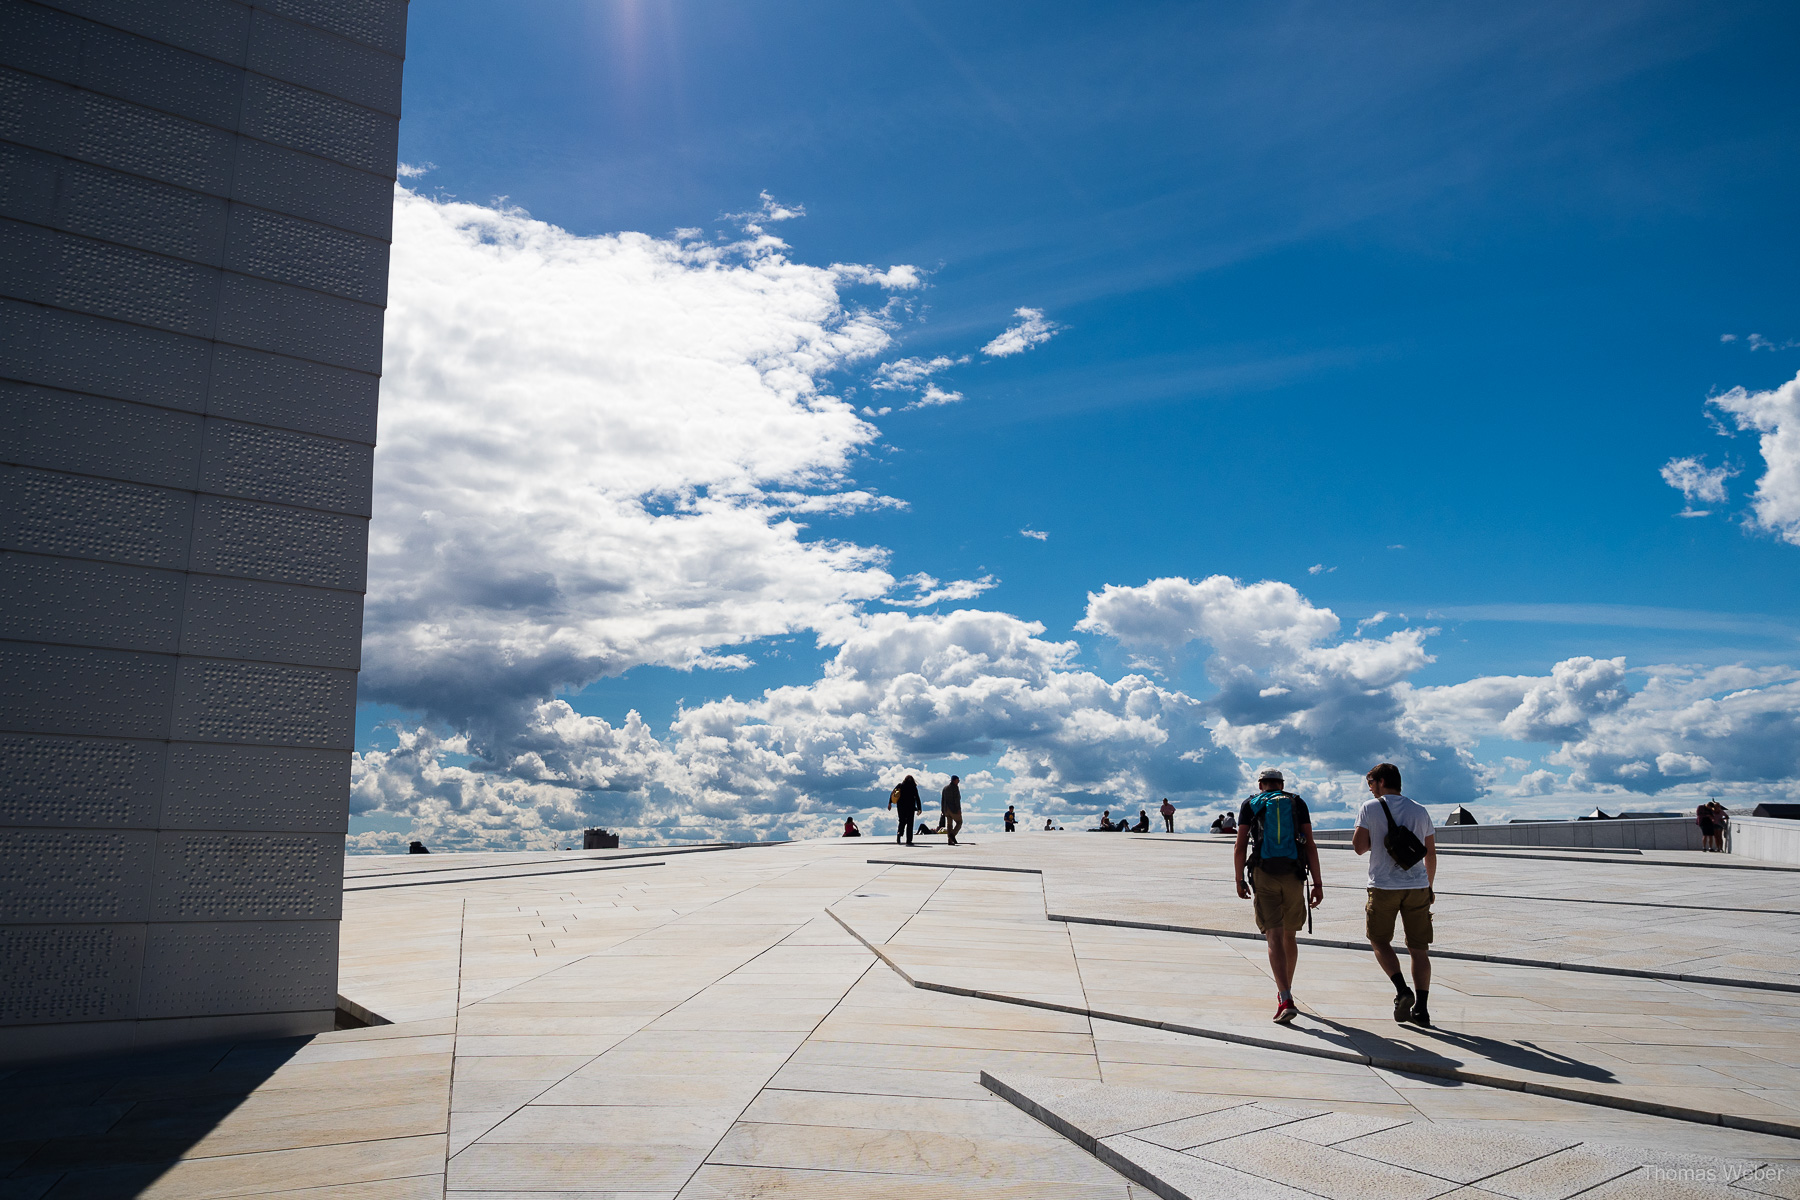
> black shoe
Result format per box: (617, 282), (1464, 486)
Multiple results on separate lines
(1393, 986), (1415, 1023)
(1409, 1005), (1432, 1028)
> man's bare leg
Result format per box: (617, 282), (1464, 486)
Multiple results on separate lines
(1264, 928), (1297, 993)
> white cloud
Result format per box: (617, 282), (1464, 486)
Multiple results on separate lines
(881, 572), (999, 608)
(729, 190), (806, 231)
(981, 307), (1060, 357)
(1076, 577), (1477, 801)
(1308, 563), (1335, 575)
(1709, 370), (1800, 544)
(353, 608), (1242, 848)
(349, 189), (1800, 850)
(395, 161), (435, 178)
(1020, 529), (1049, 541)
(1516, 769), (1559, 796)
(1721, 334), (1738, 343)
(834, 263), (923, 290)
(1659, 455), (1734, 516)
(1748, 334), (1798, 352)
(1548, 664), (1800, 793)
(906, 383), (964, 409)
(872, 355), (965, 391)
(370, 187), (919, 731)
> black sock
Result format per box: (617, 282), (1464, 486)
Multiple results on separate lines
(1390, 972), (1409, 995)
(1414, 989), (1429, 1009)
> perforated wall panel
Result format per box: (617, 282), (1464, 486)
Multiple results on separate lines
(138, 920), (339, 1018)
(0, 733), (164, 827)
(0, 0), (403, 1059)
(0, 923), (144, 1025)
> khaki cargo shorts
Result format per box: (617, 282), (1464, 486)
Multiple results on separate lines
(1366, 886), (1433, 948)
(1252, 866), (1307, 933)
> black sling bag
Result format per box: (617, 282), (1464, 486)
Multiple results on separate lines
(1378, 797), (1428, 871)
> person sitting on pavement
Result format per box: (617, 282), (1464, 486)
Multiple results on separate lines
(1098, 811), (1116, 831)
(843, 817), (860, 837)
(1132, 810), (1151, 833)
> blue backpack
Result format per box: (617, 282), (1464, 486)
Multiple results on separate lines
(1249, 790), (1302, 874)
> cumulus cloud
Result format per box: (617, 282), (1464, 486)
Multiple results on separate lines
(1515, 769), (1559, 796)
(1549, 664), (1800, 793)
(353, 608), (1242, 849)
(907, 383), (964, 409)
(872, 355), (966, 391)
(1709, 371), (1800, 544)
(370, 188), (918, 733)
(351, 190), (1800, 850)
(1077, 577), (1478, 802)
(981, 307), (1060, 357)
(1660, 455), (1735, 517)
(834, 262), (923, 290)
(882, 573), (999, 608)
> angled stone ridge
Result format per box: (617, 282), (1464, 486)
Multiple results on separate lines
(982, 1072), (1781, 1200)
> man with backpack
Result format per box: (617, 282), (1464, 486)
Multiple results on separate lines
(1233, 768), (1324, 1024)
(1353, 762), (1437, 1027)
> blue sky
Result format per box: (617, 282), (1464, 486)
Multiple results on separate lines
(350, 2), (1800, 847)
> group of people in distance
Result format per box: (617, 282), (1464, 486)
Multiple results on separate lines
(1696, 798), (1730, 852)
(861, 787), (1186, 841)
(1235, 763), (1435, 1028)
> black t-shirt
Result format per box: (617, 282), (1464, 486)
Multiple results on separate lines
(1239, 792), (1311, 862)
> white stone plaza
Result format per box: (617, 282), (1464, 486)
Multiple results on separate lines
(4, 830), (1800, 1198)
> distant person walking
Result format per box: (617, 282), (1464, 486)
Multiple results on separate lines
(1161, 797), (1176, 832)
(1004, 805), (1017, 833)
(941, 775), (963, 846)
(889, 775), (921, 846)
(1233, 768), (1324, 1024)
(1354, 762), (1437, 1027)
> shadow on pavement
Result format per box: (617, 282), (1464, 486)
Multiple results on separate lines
(0, 1034), (312, 1199)
(1305, 1014), (1618, 1085)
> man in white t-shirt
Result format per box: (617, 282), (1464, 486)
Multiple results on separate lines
(1352, 762), (1437, 1027)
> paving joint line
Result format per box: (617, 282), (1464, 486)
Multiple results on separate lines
(344, 861), (664, 891)
(1146, 837), (1800, 870)
(446, 855), (876, 1167)
(1045, 913), (1800, 994)
(824, 907), (1800, 1143)
(1174, 876), (1800, 916)
(865, 859), (1043, 874)
(341, 842), (772, 881)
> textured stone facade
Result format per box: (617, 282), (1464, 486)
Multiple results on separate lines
(0, 0), (405, 1063)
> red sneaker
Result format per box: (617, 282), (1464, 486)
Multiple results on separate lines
(1273, 999), (1298, 1024)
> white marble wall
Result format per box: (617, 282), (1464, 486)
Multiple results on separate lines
(0, 0), (405, 1064)
(1312, 817), (1707, 852)
(1729, 816), (1800, 867)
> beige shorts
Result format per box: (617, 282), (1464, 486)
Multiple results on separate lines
(1366, 887), (1433, 947)
(1252, 866), (1307, 933)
